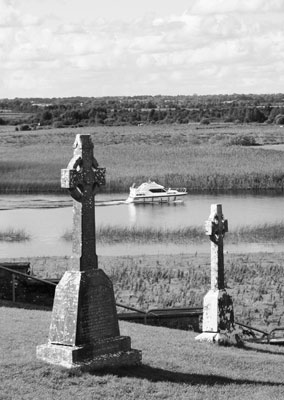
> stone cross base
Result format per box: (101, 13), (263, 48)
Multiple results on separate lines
(37, 269), (141, 370)
(195, 289), (241, 346)
(37, 338), (141, 370)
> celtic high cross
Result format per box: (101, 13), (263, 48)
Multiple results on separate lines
(61, 134), (105, 271)
(205, 204), (228, 290)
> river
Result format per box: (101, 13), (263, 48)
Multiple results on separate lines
(0, 193), (284, 258)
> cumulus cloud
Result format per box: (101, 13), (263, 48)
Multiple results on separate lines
(0, 0), (284, 96)
(188, 0), (284, 14)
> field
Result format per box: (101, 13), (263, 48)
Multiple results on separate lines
(2, 252), (283, 332)
(1, 123), (284, 193)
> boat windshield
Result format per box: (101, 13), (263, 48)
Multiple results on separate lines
(149, 188), (167, 193)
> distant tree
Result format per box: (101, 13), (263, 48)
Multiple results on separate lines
(244, 107), (266, 123)
(275, 114), (284, 125)
(40, 110), (53, 125)
(200, 117), (210, 125)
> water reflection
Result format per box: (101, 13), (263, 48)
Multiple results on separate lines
(128, 203), (137, 226)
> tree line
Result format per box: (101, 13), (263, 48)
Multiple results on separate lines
(1, 93), (284, 128)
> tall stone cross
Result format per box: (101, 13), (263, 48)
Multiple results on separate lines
(61, 134), (106, 271)
(205, 204), (228, 290)
(37, 133), (141, 370)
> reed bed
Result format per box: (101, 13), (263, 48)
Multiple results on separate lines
(102, 253), (284, 330)
(62, 225), (205, 243)
(61, 222), (284, 244)
(0, 228), (30, 242)
(1, 124), (284, 193)
(21, 253), (284, 331)
(233, 223), (284, 242)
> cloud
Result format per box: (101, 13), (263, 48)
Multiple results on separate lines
(188, 0), (284, 14)
(0, 0), (284, 96)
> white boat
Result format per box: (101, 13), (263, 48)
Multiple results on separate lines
(126, 180), (187, 204)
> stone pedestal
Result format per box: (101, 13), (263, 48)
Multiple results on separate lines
(37, 269), (141, 370)
(195, 289), (238, 344)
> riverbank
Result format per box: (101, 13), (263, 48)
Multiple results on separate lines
(1, 124), (284, 193)
(2, 252), (284, 331)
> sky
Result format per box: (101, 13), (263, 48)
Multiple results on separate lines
(1, 0), (284, 98)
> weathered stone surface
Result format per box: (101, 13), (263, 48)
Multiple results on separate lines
(37, 134), (142, 370)
(205, 204), (228, 290)
(49, 271), (80, 345)
(37, 341), (142, 370)
(201, 289), (234, 333)
(61, 134), (106, 271)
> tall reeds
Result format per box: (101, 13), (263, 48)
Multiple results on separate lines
(0, 228), (30, 242)
(61, 223), (284, 244)
(1, 124), (284, 193)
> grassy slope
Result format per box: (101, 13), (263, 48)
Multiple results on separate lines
(1, 124), (284, 192)
(1, 306), (284, 400)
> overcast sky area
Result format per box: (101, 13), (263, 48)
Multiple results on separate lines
(1, 0), (284, 98)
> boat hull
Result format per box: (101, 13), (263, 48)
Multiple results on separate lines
(126, 193), (187, 204)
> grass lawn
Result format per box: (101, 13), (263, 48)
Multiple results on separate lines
(1, 305), (284, 400)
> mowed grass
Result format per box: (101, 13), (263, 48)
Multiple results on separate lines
(1, 305), (284, 400)
(1, 124), (284, 192)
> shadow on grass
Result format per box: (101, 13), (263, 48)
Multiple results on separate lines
(0, 299), (52, 311)
(243, 343), (284, 356)
(93, 364), (284, 387)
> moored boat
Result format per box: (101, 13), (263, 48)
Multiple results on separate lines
(126, 180), (187, 204)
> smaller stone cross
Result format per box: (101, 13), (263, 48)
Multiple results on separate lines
(195, 203), (237, 344)
(205, 204), (228, 290)
(61, 134), (106, 271)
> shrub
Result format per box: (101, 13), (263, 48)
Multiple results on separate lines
(199, 117), (210, 125)
(19, 124), (31, 131)
(228, 134), (256, 146)
(275, 114), (284, 125)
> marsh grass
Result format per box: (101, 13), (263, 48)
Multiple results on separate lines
(234, 223), (284, 242)
(99, 253), (284, 330)
(62, 225), (205, 243)
(0, 228), (30, 242)
(1, 124), (284, 193)
(62, 223), (284, 244)
(13, 252), (284, 331)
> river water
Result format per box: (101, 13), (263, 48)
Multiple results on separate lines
(0, 193), (284, 258)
